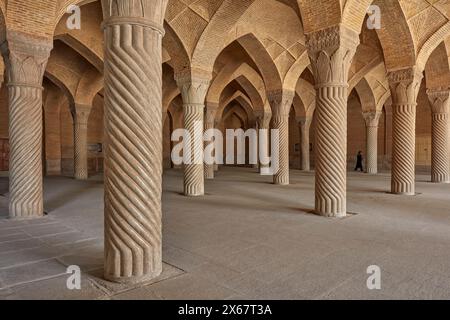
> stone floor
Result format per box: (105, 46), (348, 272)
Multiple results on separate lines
(0, 167), (450, 300)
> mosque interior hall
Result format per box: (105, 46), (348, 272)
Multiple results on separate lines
(0, 0), (450, 300)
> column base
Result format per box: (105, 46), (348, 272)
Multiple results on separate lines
(184, 189), (204, 197)
(273, 178), (289, 186)
(315, 210), (347, 218)
(390, 191), (416, 196)
(104, 267), (162, 285)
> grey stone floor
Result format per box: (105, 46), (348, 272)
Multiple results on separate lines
(0, 167), (450, 300)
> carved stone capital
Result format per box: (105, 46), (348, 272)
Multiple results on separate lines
(296, 116), (312, 128)
(388, 67), (423, 106)
(1, 31), (52, 87)
(255, 110), (272, 129)
(101, 0), (168, 34)
(74, 104), (92, 125)
(427, 88), (450, 114)
(267, 89), (295, 116)
(362, 111), (382, 127)
(175, 70), (211, 106)
(306, 25), (359, 86)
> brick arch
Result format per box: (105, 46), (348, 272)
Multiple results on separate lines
(237, 33), (283, 93)
(425, 41), (450, 89)
(44, 71), (75, 113)
(418, 25), (450, 72)
(223, 104), (249, 129)
(75, 68), (103, 106)
(190, 0), (255, 73)
(295, 78), (316, 117)
(296, 0), (341, 34)
(163, 21), (190, 74)
(373, 0), (416, 71)
(207, 61), (266, 113)
(55, 33), (103, 73)
(217, 90), (255, 125)
(354, 77), (377, 112)
(283, 51), (310, 92)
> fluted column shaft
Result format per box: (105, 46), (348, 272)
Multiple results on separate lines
(427, 90), (450, 183)
(363, 111), (382, 174)
(73, 105), (91, 180)
(256, 111), (272, 172)
(176, 73), (210, 196)
(388, 68), (423, 195)
(102, 0), (168, 284)
(204, 104), (218, 180)
(1, 33), (52, 219)
(306, 25), (359, 217)
(298, 117), (312, 171)
(268, 91), (294, 185)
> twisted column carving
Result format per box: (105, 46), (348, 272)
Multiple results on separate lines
(427, 89), (450, 183)
(73, 105), (91, 180)
(176, 71), (210, 196)
(256, 111), (272, 172)
(204, 103), (218, 180)
(388, 68), (423, 195)
(306, 25), (359, 217)
(362, 111), (382, 174)
(1, 32), (52, 219)
(102, 0), (168, 284)
(297, 116), (312, 171)
(268, 91), (295, 185)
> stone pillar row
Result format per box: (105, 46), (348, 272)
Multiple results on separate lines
(306, 25), (359, 217)
(362, 111), (382, 174)
(268, 90), (295, 185)
(297, 116), (312, 171)
(256, 110), (272, 172)
(102, 0), (168, 284)
(1, 31), (52, 219)
(204, 103), (218, 180)
(388, 67), (423, 195)
(175, 72), (210, 196)
(427, 89), (450, 183)
(73, 104), (91, 180)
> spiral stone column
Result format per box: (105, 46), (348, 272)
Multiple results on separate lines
(384, 99), (393, 168)
(73, 104), (91, 180)
(297, 116), (312, 171)
(306, 25), (359, 217)
(102, 0), (168, 284)
(1, 32), (52, 219)
(268, 90), (295, 185)
(176, 72), (210, 196)
(204, 103), (218, 180)
(427, 89), (450, 183)
(256, 111), (272, 172)
(362, 111), (382, 174)
(388, 68), (423, 195)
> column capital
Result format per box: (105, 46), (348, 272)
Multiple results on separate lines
(74, 104), (92, 125)
(427, 88), (450, 114)
(296, 116), (312, 127)
(267, 89), (295, 116)
(306, 25), (359, 86)
(387, 67), (423, 106)
(255, 110), (272, 129)
(362, 111), (382, 127)
(101, 0), (168, 34)
(175, 69), (211, 106)
(1, 31), (52, 87)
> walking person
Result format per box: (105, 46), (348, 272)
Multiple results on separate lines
(355, 151), (364, 172)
